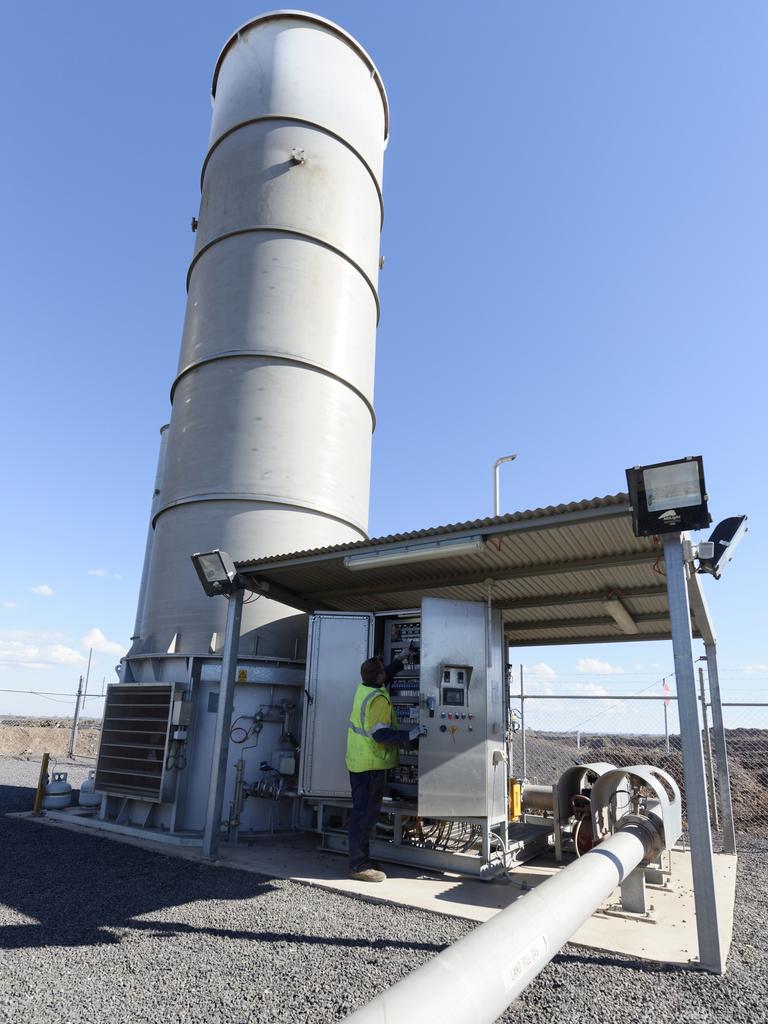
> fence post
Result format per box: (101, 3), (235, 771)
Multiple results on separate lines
(704, 643), (737, 855)
(520, 665), (527, 781)
(662, 677), (671, 753)
(698, 666), (719, 832)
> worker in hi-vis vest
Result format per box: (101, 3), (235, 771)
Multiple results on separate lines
(345, 655), (427, 882)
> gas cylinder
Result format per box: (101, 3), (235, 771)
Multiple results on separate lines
(42, 772), (72, 809)
(78, 769), (101, 807)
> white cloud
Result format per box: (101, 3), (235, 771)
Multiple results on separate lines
(88, 568), (107, 577)
(576, 657), (625, 675)
(2, 601), (17, 609)
(744, 664), (768, 674)
(47, 644), (86, 666)
(523, 662), (557, 695)
(572, 681), (611, 697)
(81, 627), (126, 657)
(570, 681), (626, 715)
(529, 662), (556, 679)
(2, 629), (65, 642)
(30, 584), (55, 598)
(0, 634), (85, 671)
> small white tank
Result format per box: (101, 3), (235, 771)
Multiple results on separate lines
(78, 769), (101, 808)
(42, 772), (72, 809)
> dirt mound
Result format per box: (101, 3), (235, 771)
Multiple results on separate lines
(0, 719), (102, 759)
(519, 728), (768, 836)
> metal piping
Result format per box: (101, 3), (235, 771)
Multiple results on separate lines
(521, 784), (554, 813)
(345, 820), (660, 1023)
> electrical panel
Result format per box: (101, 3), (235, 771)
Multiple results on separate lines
(384, 617), (421, 797)
(300, 599), (507, 825)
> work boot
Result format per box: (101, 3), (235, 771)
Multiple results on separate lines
(349, 866), (387, 883)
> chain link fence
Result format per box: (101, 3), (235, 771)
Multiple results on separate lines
(508, 679), (768, 847)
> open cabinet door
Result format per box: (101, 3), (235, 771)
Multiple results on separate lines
(300, 612), (374, 798)
(418, 597), (505, 821)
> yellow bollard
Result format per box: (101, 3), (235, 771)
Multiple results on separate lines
(33, 752), (50, 815)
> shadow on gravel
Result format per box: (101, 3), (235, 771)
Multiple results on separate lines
(554, 951), (688, 975)
(126, 918), (447, 952)
(0, 781), (275, 952)
(1, 782), (448, 957)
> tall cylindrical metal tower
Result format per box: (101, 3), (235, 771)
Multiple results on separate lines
(130, 12), (388, 662)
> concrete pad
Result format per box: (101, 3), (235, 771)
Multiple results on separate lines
(17, 810), (736, 969)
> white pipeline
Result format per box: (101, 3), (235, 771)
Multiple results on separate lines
(345, 821), (658, 1024)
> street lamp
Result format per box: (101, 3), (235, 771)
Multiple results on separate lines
(625, 456), (710, 537)
(493, 454), (518, 517)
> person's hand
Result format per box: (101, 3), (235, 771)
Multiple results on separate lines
(408, 724), (428, 740)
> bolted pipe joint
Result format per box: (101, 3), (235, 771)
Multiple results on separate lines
(615, 813), (666, 864)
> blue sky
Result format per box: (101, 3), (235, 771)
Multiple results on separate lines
(1, 2), (766, 718)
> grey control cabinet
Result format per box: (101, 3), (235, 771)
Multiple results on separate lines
(418, 598), (506, 821)
(300, 612), (373, 798)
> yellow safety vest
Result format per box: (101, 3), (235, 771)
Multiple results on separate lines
(345, 683), (398, 772)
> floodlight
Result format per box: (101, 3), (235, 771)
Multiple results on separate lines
(344, 536), (485, 571)
(626, 456), (710, 537)
(697, 516), (748, 580)
(191, 550), (239, 596)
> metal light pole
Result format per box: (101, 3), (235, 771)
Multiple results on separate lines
(662, 533), (722, 972)
(202, 587), (245, 859)
(493, 454), (517, 516)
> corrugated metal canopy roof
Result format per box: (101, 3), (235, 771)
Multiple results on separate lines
(235, 493), (708, 646)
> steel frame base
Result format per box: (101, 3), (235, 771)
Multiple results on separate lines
(305, 797), (552, 879)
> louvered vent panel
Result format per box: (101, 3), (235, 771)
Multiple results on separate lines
(95, 684), (175, 802)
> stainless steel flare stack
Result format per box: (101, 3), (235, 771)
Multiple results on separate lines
(129, 12), (389, 663)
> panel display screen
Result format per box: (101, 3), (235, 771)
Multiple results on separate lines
(442, 687), (465, 707)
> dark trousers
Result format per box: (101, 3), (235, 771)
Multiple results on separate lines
(348, 770), (386, 871)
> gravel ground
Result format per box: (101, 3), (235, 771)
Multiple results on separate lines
(1, 756), (766, 1024)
